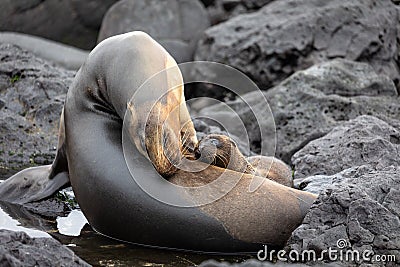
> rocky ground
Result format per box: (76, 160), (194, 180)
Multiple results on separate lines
(195, 0), (400, 90)
(0, 0), (400, 266)
(0, 229), (89, 266)
(0, 44), (74, 179)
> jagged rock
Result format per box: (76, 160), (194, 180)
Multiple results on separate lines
(0, 0), (118, 49)
(292, 115), (400, 180)
(195, 0), (400, 90)
(98, 0), (210, 62)
(0, 229), (89, 266)
(198, 59), (400, 163)
(204, 0), (274, 25)
(286, 165), (400, 266)
(23, 198), (70, 219)
(0, 44), (75, 178)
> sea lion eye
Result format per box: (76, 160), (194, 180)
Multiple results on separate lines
(210, 139), (221, 148)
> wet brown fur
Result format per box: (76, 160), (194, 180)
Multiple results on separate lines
(128, 89), (197, 178)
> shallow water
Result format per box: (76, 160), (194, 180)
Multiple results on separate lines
(0, 205), (51, 238)
(0, 201), (249, 266)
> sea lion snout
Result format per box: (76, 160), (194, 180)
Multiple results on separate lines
(196, 135), (234, 168)
(199, 138), (220, 150)
(197, 137), (221, 155)
(194, 145), (201, 159)
(183, 138), (196, 153)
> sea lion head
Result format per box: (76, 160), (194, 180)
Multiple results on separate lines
(196, 134), (253, 174)
(127, 97), (192, 178)
(196, 134), (235, 168)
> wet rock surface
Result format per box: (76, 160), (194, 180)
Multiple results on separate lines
(98, 0), (210, 62)
(198, 59), (400, 163)
(286, 165), (400, 266)
(0, 229), (90, 266)
(195, 0), (400, 90)
(0, 0), (118, 49)
(0, 44), (74, 179)
(23, 198), (70, 219)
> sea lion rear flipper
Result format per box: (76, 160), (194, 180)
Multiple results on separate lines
(0, 166), (70, 205)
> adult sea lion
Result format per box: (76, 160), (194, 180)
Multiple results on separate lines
(0, 31), (316, 252)
(196, 134), (293, 187)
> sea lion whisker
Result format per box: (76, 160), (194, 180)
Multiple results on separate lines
(216, 153), (229, 166)
(180, 129), (191, 150)
(165, 137), (182, 161)
(181, 128), (190, 141)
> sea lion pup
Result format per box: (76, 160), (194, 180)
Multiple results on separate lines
(196, 134), (293, 187)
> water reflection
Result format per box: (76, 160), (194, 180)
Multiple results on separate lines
(0, 200), (249, 266)
(0, 205), (50, 238)
(57, 209), (88, 236)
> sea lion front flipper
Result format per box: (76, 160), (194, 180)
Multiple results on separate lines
(0, 166), (70, 204)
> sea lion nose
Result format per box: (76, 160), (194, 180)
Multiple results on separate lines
(195, 149), (201, 159)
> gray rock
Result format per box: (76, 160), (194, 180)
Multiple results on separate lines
(294, 172), (346, 195)
(98, 0), (210, 62)
(286, 165), (400, 266)
(0, 229), (89, 266)
(198, 59), (400, 163)
(23, 198), (70, 219)
(0, 0), (118, 49)
(69, 0), (118, 30)
(292, 115), (400, 180)
(195, 0), (400, 90)
(0, 32), (89, 70)
(204, 0), (274, 25)
(0, 44), (75, 179)
(204, 0), (248, 25)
